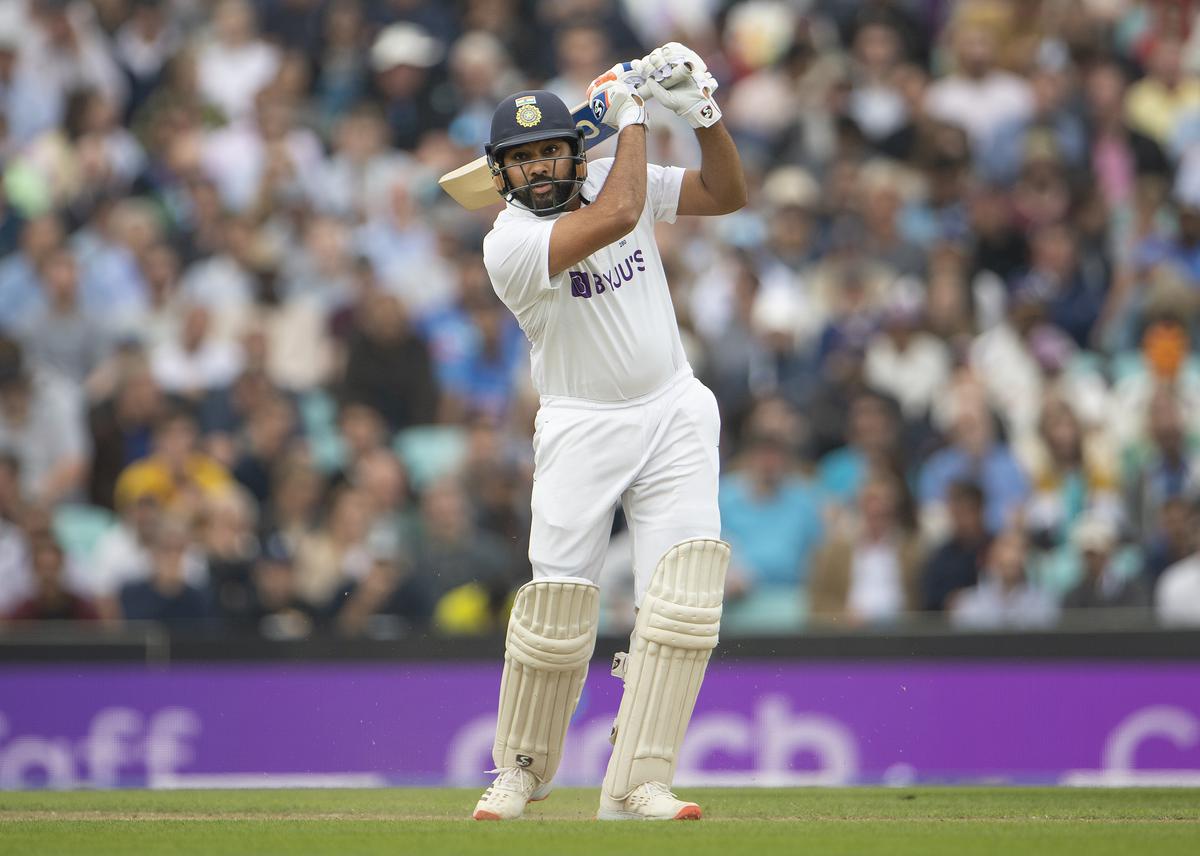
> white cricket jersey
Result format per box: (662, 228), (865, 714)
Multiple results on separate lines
(483, 158), (689, 402)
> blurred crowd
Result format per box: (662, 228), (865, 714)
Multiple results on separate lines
(1, 0), (1200, 639)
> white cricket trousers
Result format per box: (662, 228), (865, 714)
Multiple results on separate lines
(529, 368), (721, 605)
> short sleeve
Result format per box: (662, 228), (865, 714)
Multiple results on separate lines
(483, 215), (558, 316)
(647, 163), (686, 224)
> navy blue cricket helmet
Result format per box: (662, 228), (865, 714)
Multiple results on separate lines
(485, 90), (587, 215)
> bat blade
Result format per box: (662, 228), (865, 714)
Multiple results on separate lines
(438, 101), (616, 210)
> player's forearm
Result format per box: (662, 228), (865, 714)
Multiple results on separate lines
(694, 122), (748, 213)
(595, 124), (648, 230)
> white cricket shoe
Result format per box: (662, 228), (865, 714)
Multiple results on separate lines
(597, 781), (702, 820)
(472, 767), (552, 820)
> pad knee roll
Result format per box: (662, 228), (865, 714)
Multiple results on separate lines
(492, 579), (599, 782)
(603, 538), (730, 799)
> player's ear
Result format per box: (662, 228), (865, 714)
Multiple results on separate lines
(487, 145), (509, 196)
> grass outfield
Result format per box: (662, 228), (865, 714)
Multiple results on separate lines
(2, 787), (1198, 855)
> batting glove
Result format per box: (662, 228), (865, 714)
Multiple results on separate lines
(639, 44), (722, 129)
(587, 65), (648, 132)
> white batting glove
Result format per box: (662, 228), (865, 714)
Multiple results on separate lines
(587, 63), (648, 132)
(640, 70), (721, 128)
(639, 44), (722, 128)
(647, 42), (708, 78)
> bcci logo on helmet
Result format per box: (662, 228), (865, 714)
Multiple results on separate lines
(515, 104), (542, 128)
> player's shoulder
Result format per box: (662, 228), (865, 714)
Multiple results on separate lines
(483, 206), (543, 271)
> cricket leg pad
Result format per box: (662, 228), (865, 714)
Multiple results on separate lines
(602, 538), (730, 800)
(492, 578), (599, 783)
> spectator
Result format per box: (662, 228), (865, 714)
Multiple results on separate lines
(149, 303), (244, 399)
(921, 479), (991, 612)
(338, 291), (438, 433)
(87, 360), (165, 509)
(1084, 58), (1171, 217)
(260, 453), (322, 548)
(310, 0), (370, 129)
(312, 103), (408, 222)
(21, 246), (112, 385)
(719, 400), (823, 603)
(199, 487), (260, 622)
(863, 287), (951, 423)
(1155, 506), (1200, 627)
(293, 484), (374, 613)
(1143, 494), (1194, 586)
(809, 471), (924, 627)
(4, 533), (99, 622)
(118, 515), (211, 626)
(350, 446), (418, 558)
(114, 0), (182, 120)
(1123, 36), (1200, 149)
(113, 407), (234, 515)
(236, 533), (315, 638)
(410, 476), (515, 608)
(367, 22), (448, 151)
(196, 0), (281, 122)
(980, 50), (1087, 186)
(951, 527), (1060, 629)
(1019, 394), (1122, 546)
(87, 488), (207, 618)
(1122, 384), (1200, 542)
(0, 454), (31, 616)
(228, 391), (296, 506)
(331, 532), (432, 637)
(818, 388), (902, 508)
(0, 214), (63, 331)
(1062, 513), (1150, 613)
(0, 336), (89, 504)
(923, 17), (1033, 152)
(919, 392), (1030, 537)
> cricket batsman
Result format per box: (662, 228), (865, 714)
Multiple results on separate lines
(471, 42), (747, 821)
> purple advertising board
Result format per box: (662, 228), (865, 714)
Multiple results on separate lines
(1, 661), (1199, 789)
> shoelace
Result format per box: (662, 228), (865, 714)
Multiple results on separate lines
(487, 767), (535, 794)
(631, 781), (678, 804)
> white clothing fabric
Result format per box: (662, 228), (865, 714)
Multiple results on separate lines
(529, 370), (721, 605)
(924, 72), (1034, 150)
(484, 158), (688, 401)
(201, 122), (325, 213)
(150, 338), (244, 395)
(846, 541), (905, 621)
(85, 523), (208, 598)
(864, 333), (951, 420)
(196, 39), (281, 121)
(1155, 554), (1200, 627)
(950, 578), (1060, 629)
(0, 520), (31, 615)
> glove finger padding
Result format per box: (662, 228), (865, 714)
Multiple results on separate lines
(663, 41), (708, 76)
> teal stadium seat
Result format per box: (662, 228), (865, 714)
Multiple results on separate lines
(393, 425), (468, 490)
(52, 504), (117, 563)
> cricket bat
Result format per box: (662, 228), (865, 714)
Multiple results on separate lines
(438, 61), (677, 210)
